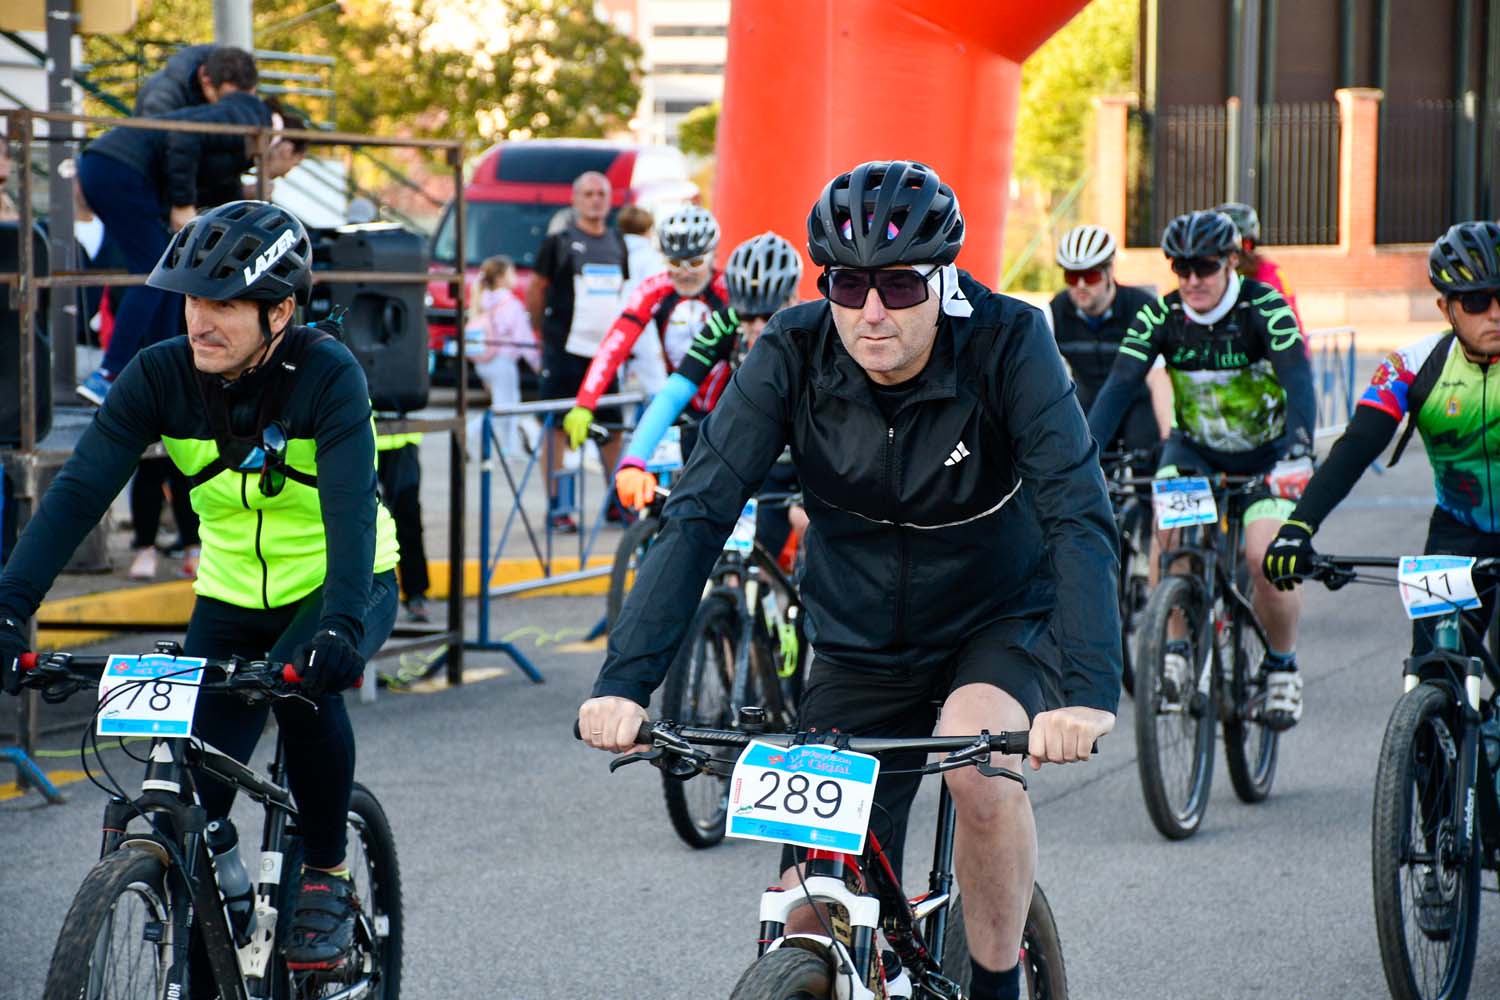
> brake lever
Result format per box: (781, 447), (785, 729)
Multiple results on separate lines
(609, 748), (665, 773)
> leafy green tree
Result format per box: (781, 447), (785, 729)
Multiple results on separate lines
(1014, 0), (1138, 197)
(677, 100), (719, 157)
(83, 0), (643, 150)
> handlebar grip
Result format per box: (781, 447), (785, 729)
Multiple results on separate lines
(277, 663), (363, 689)
(19, 652), (37, 671)
(571, 719), (655, 744)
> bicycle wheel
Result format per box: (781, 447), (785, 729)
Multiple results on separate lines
(941, 889), (1069, 1000)
(43, 846), (174, 998)
(727, 947), (832, 1000)
(606, 515), (661, 632)
(1134, 573), (1217, 840)
(1372, 683), (1481, 1000)
(659, 592), (739, 848)
(1223, 599), (1279, 803)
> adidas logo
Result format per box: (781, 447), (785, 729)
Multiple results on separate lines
(943, 441), (970, 467)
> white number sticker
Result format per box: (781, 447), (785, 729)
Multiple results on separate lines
(1152, 477), (1218, 529)
(1398, 555), (1480, 620)
(645, 424), (683, 474)
(724, 498), (757, 553)
(727, 740), (881, 854)
(96, 654), (206, 738)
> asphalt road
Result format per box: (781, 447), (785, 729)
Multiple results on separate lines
(3, 445), (1500, 999)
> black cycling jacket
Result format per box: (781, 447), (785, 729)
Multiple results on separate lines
(595, 271), (1123, 713)
(1048, 283), (1157, 404)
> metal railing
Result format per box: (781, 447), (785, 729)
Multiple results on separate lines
(1, 107), (474, 766)
(1308, 326), (1358, 439)
(1377, 100), (1456, 245)
(1128, 101), (1340, 248)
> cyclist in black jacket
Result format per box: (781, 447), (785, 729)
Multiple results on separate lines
(1048, 223), (1160, 447)
(579, 160), (1119, 1000)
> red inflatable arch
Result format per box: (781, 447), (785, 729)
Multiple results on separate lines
(713, 0), (1091, 296)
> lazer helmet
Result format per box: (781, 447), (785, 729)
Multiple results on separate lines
(726, 231), (803, 316)
(148, 200), (313, 306)
(1160, 210), (1239, 260)
(806, 160), (964, 269)
(1216, 202), (1261, 244)
(658, 206), (720, 259)
(1055, 225), (1116, 270)
(1429, 221), (1500, 294)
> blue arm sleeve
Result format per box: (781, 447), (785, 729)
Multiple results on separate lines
(624, 373), (699, 464)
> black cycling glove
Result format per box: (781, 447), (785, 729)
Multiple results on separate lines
(1264, 520), (1317, 592)
(1, 616), (28, 696)
(295, 628), (364, 696)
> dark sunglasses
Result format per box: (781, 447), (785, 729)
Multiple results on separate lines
(258, 422), (289, 498)
(1169, 257), (1226, 279)
(667, 255), (709, 270)
(740, 312), (774, 323)
(1453, 289), (1500, 315)
(818, 265), (939, 310)
(1063, 268), (1106, 286)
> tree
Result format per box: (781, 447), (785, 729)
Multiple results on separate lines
(1013, 0), (1138, 198)
(82, 0), (643, 150)
(677, 100), (719, 157)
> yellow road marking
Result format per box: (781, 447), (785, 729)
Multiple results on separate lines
(0, 768), (89, 802)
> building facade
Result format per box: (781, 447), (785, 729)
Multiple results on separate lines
(600, 0), (730, 147)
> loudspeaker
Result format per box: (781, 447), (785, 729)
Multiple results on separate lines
(0, 222), (53, 448)
(307, 223), (430, 413)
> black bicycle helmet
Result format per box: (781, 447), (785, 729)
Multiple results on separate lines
(148, 200), (313, 306)
(658, 206), (720, 259)
(807, 160), (964, 268)
(1160, 210), (1239, 260)
(1216, 202), (1261, 244)
(726, 231), (803, 315)
(1429, 221), (1500, 294)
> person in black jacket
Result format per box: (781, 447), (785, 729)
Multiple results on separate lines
(76, 90), (304, 404)
(134, 44), (258, 118)
(578, 161), (1119, 1000)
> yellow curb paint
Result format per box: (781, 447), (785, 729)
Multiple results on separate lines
(392, 665), (510, 695)
(556, 637), (609, 654)
(33, 558), (613, 645)
(0, 768), (89, 801)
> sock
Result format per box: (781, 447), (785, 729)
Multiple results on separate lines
(305, 865), (352, 880)
(970, 958), (1021, 1000)
(1264, 647), (1297, 672)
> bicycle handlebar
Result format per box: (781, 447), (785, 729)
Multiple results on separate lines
(17, 651), (321, 692)
(573, 719), (1033, 757)
(1304, 554), (1500, 590)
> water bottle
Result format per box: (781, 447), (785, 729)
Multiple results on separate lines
(205, 819), (257, 946)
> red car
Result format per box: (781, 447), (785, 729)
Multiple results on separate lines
(426, 139), (699, 380)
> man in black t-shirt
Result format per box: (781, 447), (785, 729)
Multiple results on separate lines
(525, 171), (629, 530)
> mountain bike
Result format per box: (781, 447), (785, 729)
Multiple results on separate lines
(16, 643), (402, 1000)
(659, 491), (809, 848)
(1133, 473), (1282, 839)
(586, 716), (1069, 999)
(1102, 447), (1159, 698)
(1306, 554), (1500, 1000)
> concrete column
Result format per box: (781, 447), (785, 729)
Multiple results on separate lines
(1090, 94), (1137, 243)
(1335, 87), (1382, 252)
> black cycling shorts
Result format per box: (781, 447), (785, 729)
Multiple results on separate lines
(539, 348), (622, 425)
(1414, 506), (1500, 659)
(781, 615), (1063, 880)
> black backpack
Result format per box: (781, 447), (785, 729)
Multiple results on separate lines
(1387, 331), (1456, 467)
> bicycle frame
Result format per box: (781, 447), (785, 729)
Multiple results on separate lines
(94, 721), (305, 999)
(709, 541), (807, 726)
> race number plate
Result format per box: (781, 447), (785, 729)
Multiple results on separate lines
(724, 498), (757, 554)
(1398, 555), (1480, 620)
(727, 740), (880, 854)
(96, 654), (206, 738)
(645, 424), (684, 474)
(1152, 477), (1218, 529)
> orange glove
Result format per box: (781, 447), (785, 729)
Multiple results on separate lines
(614, 462), (659, 510)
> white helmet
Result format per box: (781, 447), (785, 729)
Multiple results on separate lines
(1056, 225), (1117, 270)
